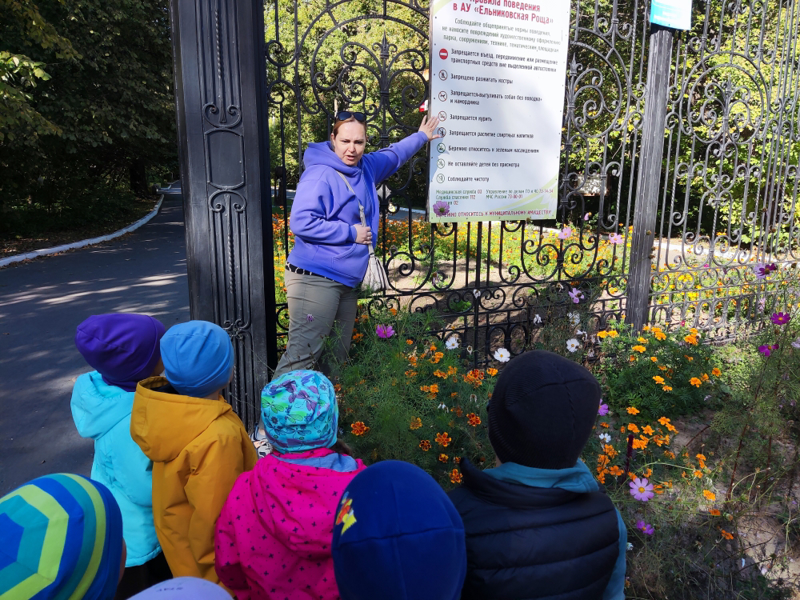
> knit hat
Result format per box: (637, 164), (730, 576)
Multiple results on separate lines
(0, 473), (124, 600)
(488, 350), (601, 469)
(261, 370), (338, 453)
(76, 314), (166, 392)
(331, 461), (467, 600)
(130, 577), (231, 599)
(160, 321), (234, 398)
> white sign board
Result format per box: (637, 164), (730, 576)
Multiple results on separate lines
(427, 0), (570, 222)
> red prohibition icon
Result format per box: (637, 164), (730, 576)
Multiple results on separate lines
(439, 48), (448, 60)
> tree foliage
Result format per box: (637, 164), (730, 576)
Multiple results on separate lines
(0, 0), (177, 236)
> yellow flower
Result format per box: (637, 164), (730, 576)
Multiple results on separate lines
(684, 334), (698, 345)
(597, 330), (608, 339)
(650, 356), (658, 362)
(632, 345), (646, 353)
(690, 377), (702, 387)
(703, 490), (716, 501)
(653, 376), (665, 384)
(439, 453), (449, 463)
(654, 330), (667, 341)
(608, 330), (618, 338)
(637, 337), (647, 343)
(450, 469), (463, 484)
(409, 417), (422, 430)
(486, 367), (498, 376)
(626, 407), (640, 415)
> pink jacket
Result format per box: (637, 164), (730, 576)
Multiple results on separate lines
(215, 448), (366, 600)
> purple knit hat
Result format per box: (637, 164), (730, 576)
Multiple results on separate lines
(75, 314), (166, 392)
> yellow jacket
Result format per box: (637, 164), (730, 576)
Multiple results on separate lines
(130, 377), (257, 583)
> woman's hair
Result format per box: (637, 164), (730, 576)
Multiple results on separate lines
(332, 116), (366, 138)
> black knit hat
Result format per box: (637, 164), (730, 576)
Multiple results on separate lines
(488, 350), (601, 470)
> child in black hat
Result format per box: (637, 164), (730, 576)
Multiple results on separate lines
(448, 350), (627, 600)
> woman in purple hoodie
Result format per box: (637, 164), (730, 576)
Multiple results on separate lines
(274, 112), (440, 377)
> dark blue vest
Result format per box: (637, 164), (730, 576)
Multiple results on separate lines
(448, 459), (620, 600)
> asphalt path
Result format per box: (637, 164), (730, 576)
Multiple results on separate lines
(0, 198), (190, 495)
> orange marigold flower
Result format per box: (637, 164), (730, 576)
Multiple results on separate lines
(351, 421), (370, 436)
(710, 509), (721, 517)
(430, 352), (445, 364)
(693, 470), (703, 478)
(643, 468), (653, 478)
(433, 369), (448, 378)
(664, 450), (676, 459)
(608, 465), (624, 476)
(430, 344), (437, 352)
(408, 355), (418, 366)
(684, 355), (694, 361)
(690, 377), (702, 387)
(703, 490), (716, 501)
(650, 357), (658, 362)
(450, 392), (458, 398)
(629, 355), (636, 362)
(410, 417), (422, 430)
(604, 445), (618, 458)
(406, 339), (414, 345)
(654, 331), (667, 341)
(405, 370), (417, 378)
(486, 367), (498, 376)
(701, 373), (709, 382)
(439, 453), (449, 463)
(467, 413), (481, 426)
(453, 457), (461, 464)
(420, 385), (430, 393)
(600, 422), (610, 428)
(430, 384), (439, 394)
(632, 436), (648, 450)
(662, 385), (673, 392)
(653, 376), (665, 384)
(627, 423), (640, 434)
(435, 432), (452, 447)
(658, 365), (668, 371)
(452, 407), (464, 418)
(659, 416), (671, 426)
(684, 334), (698, 345)
(711, 367), (721, 376)
(450, 469), (463, 484)
(352, 332), (364, 342)
(696, 453), (707, 468)
(334, 383), (342, 393)
(632, 345), (646, 353)
(643, 425), (655, 436)
(597, 455), (611, 469)
(419, 440), (431, 451)
(627, 407), (640, 415)
(720, 529), (734, 540)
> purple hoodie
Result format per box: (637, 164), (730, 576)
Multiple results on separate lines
(287, 131), (429, 287)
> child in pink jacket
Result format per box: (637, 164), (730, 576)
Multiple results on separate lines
(215, 370), (366, 600)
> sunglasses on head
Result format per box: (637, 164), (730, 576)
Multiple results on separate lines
(336, 111), (366, 122)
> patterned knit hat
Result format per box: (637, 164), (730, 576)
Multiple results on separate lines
(332, 461), (467, 600)
(0, 473), (124, 600)
(488, 350), (601, 469)
(261, 370), (338, 453)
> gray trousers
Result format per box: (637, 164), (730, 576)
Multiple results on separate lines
(273, 269), (359, 379)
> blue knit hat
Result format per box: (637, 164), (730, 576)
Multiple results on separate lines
(0, 473), (124, 600)
(331, 461), (467, 600)
(160, 321), (234, 398)
(261, 370), (338, 453)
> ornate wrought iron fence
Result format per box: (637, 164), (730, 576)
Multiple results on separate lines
(263, 0), (800, 368)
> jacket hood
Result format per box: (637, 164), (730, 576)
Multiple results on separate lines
(251, 449), (364, 558)
(303, 141), (362, 177)
(71, 371), (135, 440)
(131, 376), (232, 463)
(486, 459), (600, 494)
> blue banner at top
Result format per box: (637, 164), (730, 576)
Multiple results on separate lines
(650, 0), (692, 30)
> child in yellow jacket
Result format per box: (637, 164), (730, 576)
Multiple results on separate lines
(131, 320), (257, 584)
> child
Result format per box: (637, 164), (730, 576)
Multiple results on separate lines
(331, 460), (467, 600)
(131, 320), (258, 583)
(72, 313), (171, 597)
(448, 350), (627, 600)
(215, 370), (366, 600)
(0, 473), (125, 599)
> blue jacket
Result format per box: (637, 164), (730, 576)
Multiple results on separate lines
(287, 131), (429, 287)
(449, 459), (627, 600)
(71, 371), (161, 567)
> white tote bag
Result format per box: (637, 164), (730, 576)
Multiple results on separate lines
(336, 171), (390, 291)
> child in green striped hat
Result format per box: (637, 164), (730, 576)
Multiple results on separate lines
(0, 473), (125, 600)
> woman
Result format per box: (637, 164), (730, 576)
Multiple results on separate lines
(273, 111), (440, 377)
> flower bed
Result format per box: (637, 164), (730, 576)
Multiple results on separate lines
(331, 294), (800, 598)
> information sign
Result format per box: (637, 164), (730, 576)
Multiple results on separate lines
(427, 0), (570, 222)
(650, 0), (692, 30)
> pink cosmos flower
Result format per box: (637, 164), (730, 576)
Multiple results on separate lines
(759, 343), (778, 357)
(376, 324), (395, 339)
(598, 403), (609, 416)
(584, 212), (591, 221)
(557, 227), (572, 240)
(630, 477), (655, 502)
(568, 288), (584, 304)
(771, 312), (791, 325)
(609, 233), (624, 245)
(636, 520), (654, 535)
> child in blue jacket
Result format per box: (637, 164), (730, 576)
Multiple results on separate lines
(72, 313), (171, 597)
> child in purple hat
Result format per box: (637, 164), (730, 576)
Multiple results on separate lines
(72, 313), (172, 598)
